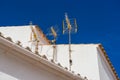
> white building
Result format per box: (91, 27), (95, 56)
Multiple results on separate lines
(0, 25), (119, 80)
(0, 35), (83, 80)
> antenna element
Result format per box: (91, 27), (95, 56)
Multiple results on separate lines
(62, 13), (78, 71)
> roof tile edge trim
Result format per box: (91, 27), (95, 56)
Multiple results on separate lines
(98, 44), (119, 80)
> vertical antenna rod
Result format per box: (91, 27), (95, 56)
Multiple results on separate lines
(30, 21), (39, 55)
(63, 13), (78, 71)
(51, 27), (57, 62)
(65, 13), (72, 71)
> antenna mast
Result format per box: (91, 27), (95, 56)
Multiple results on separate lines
(51, 26), (57, 62)
(63, 13), (78, 71)
(30, 21), (39, 55)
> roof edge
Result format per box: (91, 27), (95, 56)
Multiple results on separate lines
(35, 25), (50, 45)
(0, 36), (84, 80)
(97, 44), (119, 80)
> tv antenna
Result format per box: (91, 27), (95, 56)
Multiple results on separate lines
(51, 26), (58, 62)
(29, 21), (39, 55)
(62, 13), (78, 71)
(47, 26), (58, 62)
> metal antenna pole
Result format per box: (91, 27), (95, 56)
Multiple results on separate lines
(53, 37), (57, 62)
(35, 40), (39, 55)
(29, 21), (39, 55)
(50, 26), (57, 62)
(63, 13), (77, 71)
(69, 28), (72, 71)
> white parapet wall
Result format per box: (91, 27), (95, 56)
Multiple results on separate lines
(39, 44), (118, 80)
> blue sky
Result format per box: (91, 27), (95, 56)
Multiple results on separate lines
(0, 0), (120, 77)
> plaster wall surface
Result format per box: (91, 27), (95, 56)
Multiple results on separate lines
(39, 44), (100, 80)
(39, 44), (117, 80)
(97, 49), (116, 80)
(0, 47), (70, 80)
(0, 26), (48, 47)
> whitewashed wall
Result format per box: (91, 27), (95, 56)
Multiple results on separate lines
(0, 45), (78, 80)
(97, 48), (116, 80)
(0, 26), (32, 47)
(39, 44), (99, 80)
(39, 44), (116, 80)
(0, 26), (49, 47)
